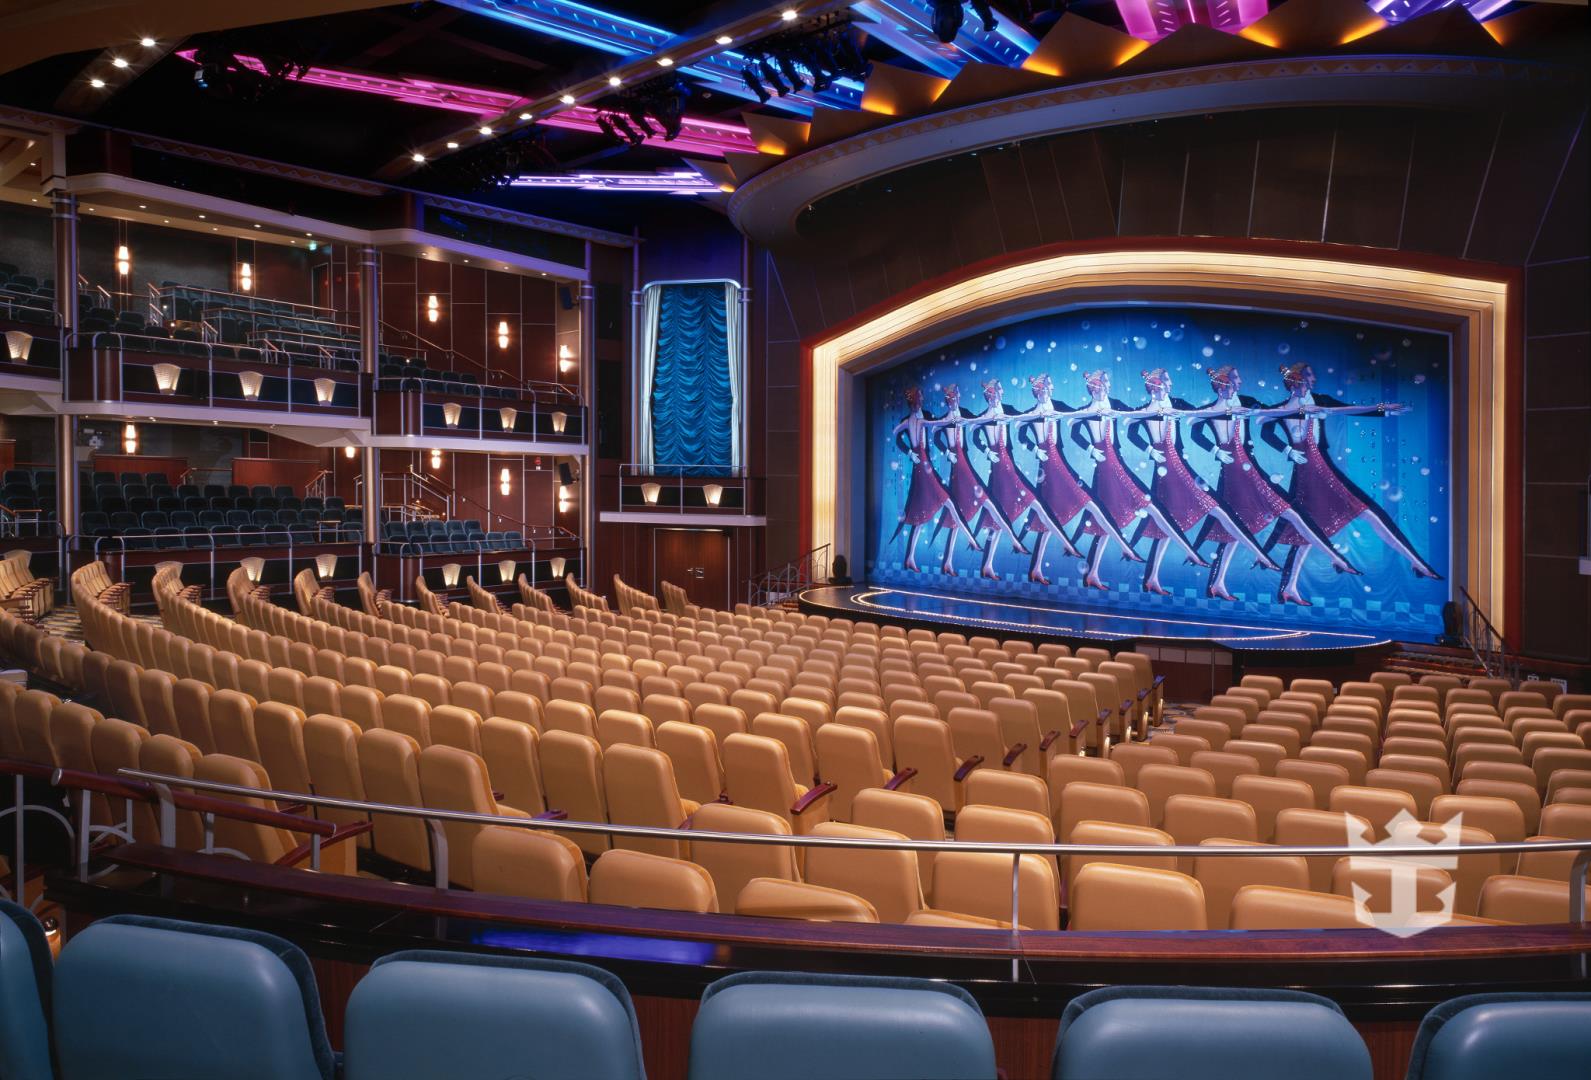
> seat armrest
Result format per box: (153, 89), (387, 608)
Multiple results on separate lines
(1001, 742), (1028, 768)
(1153, 674), (1166, 688)
(533, 809), (570, 820)
(1137, 687), (1151, 702)
(1039, 729), (1062, 752)
(280, 820), (373, 868)
(1068, 719), (1089, 739)
(953, 755), (984, 782)
(1120, 698), (1134, 716)
(884, 767), (917, 791)
(791, 781), (838, 815)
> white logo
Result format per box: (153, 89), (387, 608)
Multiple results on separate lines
(1342, 809), (1464, 938)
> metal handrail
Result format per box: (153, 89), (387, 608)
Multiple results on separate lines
(749, 543), (831, 607)
(116, 768), (1591, 931)
(1458, 586), (1518, 684)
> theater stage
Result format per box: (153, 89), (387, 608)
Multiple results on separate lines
(799, 583), (1394, 659)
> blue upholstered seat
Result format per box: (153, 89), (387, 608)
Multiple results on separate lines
(343, 950), (646, 1080)
(0, 899), (54, 1080)
(1053, 986), (1371, 1080)
(687, 971), (998, 1080)
(52, 914), (334, 1080)
(1404, 993), (1591, 1080)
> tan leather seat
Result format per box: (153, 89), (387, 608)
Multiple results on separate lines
(491, 691), (543, 730)
(136, 668), (180, 738)
(1275, 808), (1373, 891)
(801, 821), (923, 924)
(194, 753), (354, 876)
(1364, 767), (1443, 819)
(1229, 773), (1316, 842)
(540, 729), (610, 856)
(1192, 839), (1310, 929)
(139, 734), (206, 849)
(89, 717), (155, 843)
(1230, 885), (1364, 929)
(1477, 874), (1589, 924)
(1110, 743), (1178, 787)
(1057, 781), (1151, 842)
(1069, 863), (1206, 931)
(1147, 731), (1209, 767)
(471, 826), (587, 901)
(356, 729), (432, 873)
(381, 694), (432, 747)
(254, 702), (313, 797)
(1137, 763), (1218, 827)
(957, 803), (1059, 901)
(930, 850), (1058, 930)
(544, 699), (598, 738)
(417, 744), (531, 888)
(851, 787), (945, 883)
(588, 848), (718, 913)
(1328, 786), (1417, 840)
(833, 705), (895, 767)
(735, 878), (878, 922)
(303, 715), (369, 846)
(813, 721), (898, 822)
(750, 713), (818, 786)
(172, 679), (217, 754)
(592, 709), (653, 751)
(1064, 821), (1175, 901)
(962, 770), (1049, 819)
(602, 743), (697, 859)
(648, 720), (718, 805)
(894, 715), (974, 812)
(1169, 718), (1229, 751)
(722, 732), (833, 836)
(688, 802), (798, 907)
(340, 685), (384, 734)
(1162, 794), (1258, 871)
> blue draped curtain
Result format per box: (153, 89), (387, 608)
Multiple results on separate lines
(649, 282), (731, 476)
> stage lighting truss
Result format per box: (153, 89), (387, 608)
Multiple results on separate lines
(425, 127), (563, 191)
(739, 15), (871, 103)
(592, 75), (693, 147)
(929, 0), (999, 44)
(189, 36), (311, 104)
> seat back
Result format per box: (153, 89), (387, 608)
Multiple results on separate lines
(540, 729), (610, 856)
(1053, 986), (1371, 1080)
(687, 802), (796, 907)
(929, 850), (1057, 930)
(588, 849), (718, 913)
(1404, 992), (1591, 1080)
(804, 821), (924, 924)
(602, 743), (690, 858)
(356, 729), (431, 872)
(851, 787), (945, 883)
(656, 720), (724, 805)
(472, 826), (587, 901)
(344, 951), (644, 1080)
(686, 971), (996, 1080)
(1069, 863), (1207, 930)
(0, 899), (53, 1080)
(55, 915), (334, 1080)
(1192, 838), (1310, 929)
(417, 744), (510, 888)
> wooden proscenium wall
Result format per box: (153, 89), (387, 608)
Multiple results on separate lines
(756, 103), (1590, 667)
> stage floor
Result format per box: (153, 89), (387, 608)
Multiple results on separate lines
(799, 584), (1395, 654)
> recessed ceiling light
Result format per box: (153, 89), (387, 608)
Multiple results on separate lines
(162, 218), (169, 223)
(305, 232), (312, 237)
(252, 223), (261, 228)
(446, 140), (459, 149)
(479, 125), (493, 135)
(138, 204), (147, 209)
(197, 213), (205, 219)
(211, 227), (218, 231)
(716, 35), (733, 45)
(519, 111), (532, 120)
(90, 77), (106, 88)
(111, 57), (129, 68)
(139, 36), (156, 47)
(781, 8), (798, 21)
(657, 56), (673, 67)
(559, 93), (575, 105)
(608, 75), (621, 86)
(411, 152), (426, 162)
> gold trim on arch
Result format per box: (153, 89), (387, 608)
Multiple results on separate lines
(807, 249), (1512, 634)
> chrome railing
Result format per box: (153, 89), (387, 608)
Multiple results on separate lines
(85, 534), (364, 607)
(749, 543), (831, 607)
(1457, 586), (1519, 684)
(68, 334), (367, 410)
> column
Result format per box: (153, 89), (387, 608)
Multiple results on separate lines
(51, 192), (77, 334)
(361, 447), (380, 550)
(579, 268), (596, 589)
(358, 245), (380, 373)
(55, 415), (76, 538)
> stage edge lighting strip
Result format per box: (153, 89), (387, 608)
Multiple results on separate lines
(806, 249), (1512, 635)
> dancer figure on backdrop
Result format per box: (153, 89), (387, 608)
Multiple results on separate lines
(1067, 369), (1208, 591)
(1016, 373), (1142, 589)
(1189, 365), (1357, 601)
(1256, 362), (1438, 605)
(889, 386), (977, 573)
(966, 378), (1067, 582)
(1121, 368), (1278, 596)
(929, 384), (1027, 578)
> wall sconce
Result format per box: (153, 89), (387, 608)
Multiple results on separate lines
(499, 407), (517, 431)
(116, 244), (130, 277)
(239, 370), (263, 400)
(152, 363), (181, 395)
(344, 445), (358, 459)
(641, 482), (661, 505)
(498, 559), (515, 584)
(442, 402), (462, 428)
(497, 320), (510, 350)
(557, 344), (574, 375)
(704, 483), (724, 507)
(550, 411), (568, 434)
(499, 467), (512, 496)
(122, 423), (138, 454)
(426, 294), (440, 323)
(239, 262), (253, 292)
(313, 378), (336, 404)
(441, 562), (461, 587)
(315, 553), (338, 579)
(5, 331), (33, 362)
(429, 448), (442, 469)
(557, 482), (571, 513)
(549, 556), (566, 579)
(241, 557), (265, 583)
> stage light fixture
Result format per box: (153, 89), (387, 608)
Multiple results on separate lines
(112, 57), (129, 68)
(479, 125), (493, 135)
(153, 363), (181, 395)
(90, 78), (106, 88)
(411, 152), (426, 163)
(782, 8), (799, 20)
(499, 407), (517, 430)
(657, 56), (673, 67)
(775, 52), (805, 92)
(970, 0), (998, 32)
(741, 65), (770, 103)
(560, 93), (576, 104)
(608, 75), (622, 87)
(931, 0), (965, 42)
(756, 56), (789, 96)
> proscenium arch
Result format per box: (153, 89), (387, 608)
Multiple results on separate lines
(800, 241), (1518, 636)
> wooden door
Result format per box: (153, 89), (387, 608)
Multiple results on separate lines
(653, 528), (730, 611)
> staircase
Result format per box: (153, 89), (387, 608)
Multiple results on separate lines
(1381, 642), (1489, 681)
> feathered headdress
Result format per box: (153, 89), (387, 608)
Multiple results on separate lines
(1142, 368), (1170, 392)
(1027, 372), (1053, 394)
(942, 383), (961, 402)
(980, 378), (1003, 399)
(1279, 362), (1311, 390)
(904, 386), (924, 407)
(1208, 365), (1237, 391)
(1083, 369), (1110, 394)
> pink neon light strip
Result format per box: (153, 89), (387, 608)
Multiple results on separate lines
(175, 50), (754, 157)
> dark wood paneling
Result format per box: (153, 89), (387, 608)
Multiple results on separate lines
(981, 146), (1044, 252)
(1467, 109), (1583, 266)
(655, 527), (731, 610)
(1399, 112), (1499, 258)
(1180, 124), (1259, 241)
(1116, 131), (1185, 237)
(1249, 122), (1335, 242)
(1525, 332), (1590, 410)
(1526, 120), (1587, 264)
(1323, 114), (1415, 250)
(1050, 132), (1119, 239)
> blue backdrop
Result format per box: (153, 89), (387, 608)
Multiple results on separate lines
(863, 305), (1451, 636)
(651, 282), (732, 476)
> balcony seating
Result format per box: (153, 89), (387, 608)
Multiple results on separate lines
(376, 355), (520, 399)
(77, 476), (359, 547)
(1404, 992), (1591, 1080)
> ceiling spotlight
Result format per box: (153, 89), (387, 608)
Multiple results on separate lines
(782, 8), (799, 20)
(519, 111), (532, 119)
(560, 93), (575, 105)
(411, 152), (426, 163)
(657, 56), (673, 67)
(607, 75), (621, 86)
(716, 34), (734, 45)
(741, 64), (769, 103)
(446, 140), (459, 149)
(112, 56), (130, 69)
(479, 125), (493, 135)
(930, 0), (965, 42)
(90, 77), (106, 88)
(140, 36), (156, 47)
(197, 213), (205, 219)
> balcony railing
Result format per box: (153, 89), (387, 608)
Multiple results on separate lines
(617, 464), (750, 513)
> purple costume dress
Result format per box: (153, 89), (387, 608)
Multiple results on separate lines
(1270, 422), (1366, 545)
(1034, 422), (1090, 528)
(976, 422), (1046, 534)
(1210, 416), (1288, 540)
(1140, 421), (1221, 540)
(1081, 420), (1150, 536)
(939, 424), (990, 531)
(901, 421), (952, 526)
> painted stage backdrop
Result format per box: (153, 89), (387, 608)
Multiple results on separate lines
(864, 305), (1451, 636)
